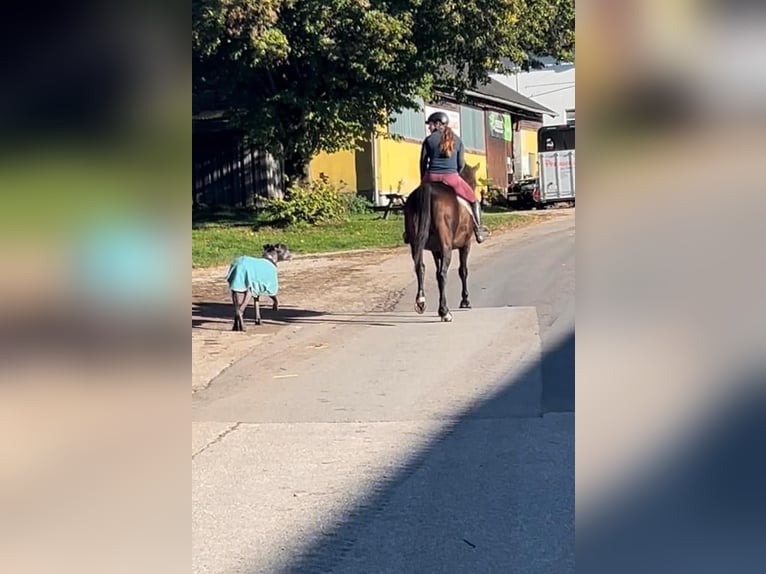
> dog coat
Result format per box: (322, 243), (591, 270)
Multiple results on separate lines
(226, 256), (278, 297)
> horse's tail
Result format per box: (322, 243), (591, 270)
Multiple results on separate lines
(414, 183), (432, 251)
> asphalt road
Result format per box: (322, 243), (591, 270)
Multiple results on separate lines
(193, 211), (575, 574)
(396, 212), (575, 413)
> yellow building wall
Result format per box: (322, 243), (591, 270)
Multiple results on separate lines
(520, 129), (539, 177)
(376, 137), (422, 196)
(309, 150), (357, 190)
(464, 151), (488, 202)
(309, 136), (489, 202)
(375, 137), (488, 202)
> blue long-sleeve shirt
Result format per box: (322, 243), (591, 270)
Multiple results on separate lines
(420, 130), (466, 178)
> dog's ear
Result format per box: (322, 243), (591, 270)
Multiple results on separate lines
(263, 243), (273, 251)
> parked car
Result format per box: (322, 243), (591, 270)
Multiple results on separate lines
(506, 177), (539, 210)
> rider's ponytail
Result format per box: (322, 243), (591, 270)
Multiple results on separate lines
(438, 125), (455, 157)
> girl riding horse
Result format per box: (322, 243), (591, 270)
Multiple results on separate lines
(420, 111), (489, 243)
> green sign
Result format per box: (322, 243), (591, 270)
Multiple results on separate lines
(503, 114), (513, 141)
(488, 112), (513, 142)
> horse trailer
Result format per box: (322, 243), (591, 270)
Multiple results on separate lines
(534, 124), (575, 207)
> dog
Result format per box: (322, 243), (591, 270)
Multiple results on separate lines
(226, 243), (292, 331)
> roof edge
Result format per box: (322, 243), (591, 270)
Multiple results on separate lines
(463, 90), (557, 117)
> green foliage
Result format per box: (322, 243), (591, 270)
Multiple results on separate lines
(344, 192), (375, 215)
(479, 177), (507, 206)
(266, 175), (347, 225)
(192, 211), (532, 267)
(193, 0), (575, 179)
(483, 186), (507, 207)
(516, 0), (575, 65)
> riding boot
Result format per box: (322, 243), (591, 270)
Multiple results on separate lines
(471, 202), (488, 243)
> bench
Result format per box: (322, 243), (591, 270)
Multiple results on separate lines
(382, 193), (406, 219)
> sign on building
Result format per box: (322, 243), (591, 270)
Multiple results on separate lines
(487, 112), (513, 141)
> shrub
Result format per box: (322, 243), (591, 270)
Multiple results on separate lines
(478, 177), (506, 206)
(344, 192), (374, 214)
(483, 186), (507, 206)
(266, 175), (347, 225)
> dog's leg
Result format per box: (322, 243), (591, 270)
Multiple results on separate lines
(232, 291), (247, 331)
(236, 291), (253, 332)
(231, 291), (239, 331)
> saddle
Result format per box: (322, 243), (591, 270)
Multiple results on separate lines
(427, 181), (473, 216)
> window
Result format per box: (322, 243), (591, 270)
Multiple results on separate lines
(460, 105), (486, 151)
(538, 126), (575, 151)
(389, 99), (425, 140)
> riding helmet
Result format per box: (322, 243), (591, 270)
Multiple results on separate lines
(426, 111), (449, 125)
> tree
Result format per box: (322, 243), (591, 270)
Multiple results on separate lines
(515, 0), (575, 67)
(193, 0), (574, 183)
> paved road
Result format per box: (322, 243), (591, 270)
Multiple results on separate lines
(193, 211), (574, 574)
(397, 212), (575, 412)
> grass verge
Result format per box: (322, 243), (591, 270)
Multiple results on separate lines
(192, 209), (532, 268)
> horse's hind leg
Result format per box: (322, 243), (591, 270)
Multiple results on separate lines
(433, 249), (453, 322)
(412, 244), (426, 314)
(459, 245), (471, 309)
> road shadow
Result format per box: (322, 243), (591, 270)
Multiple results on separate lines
(192, 302), (445, 329)
(192, 302), (325, 329)
(578, 367), (766, 573)
(542, 331), (575, 413)
(258, 330), (575, 573)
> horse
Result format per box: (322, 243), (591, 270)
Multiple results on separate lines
(403, 164), (480, 322)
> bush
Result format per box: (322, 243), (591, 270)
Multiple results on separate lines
(483, 186), (507, 206)
(344, 192), (374, 214)
(267, 175), (348, 225)
(479, 177), (506, 206)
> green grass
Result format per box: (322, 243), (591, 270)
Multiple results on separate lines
(192, 209), (531, 268)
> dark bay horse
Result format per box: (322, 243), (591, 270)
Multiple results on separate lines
(403, 164), (479, 322)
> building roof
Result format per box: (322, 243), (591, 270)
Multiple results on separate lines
(466, 78), (557, 116)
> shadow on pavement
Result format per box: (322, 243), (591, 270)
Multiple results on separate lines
(192, 302), (445, 329)
(578, 368), (766, 573)
(260, 330), (575, 573)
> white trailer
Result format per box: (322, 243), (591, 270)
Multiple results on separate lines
(534, 125), (575, 206)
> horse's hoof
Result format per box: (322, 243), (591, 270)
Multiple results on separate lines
(415, 301), (426, 314)
(441, 312), (453, 323)
(254, 318), (262, 326)
(459, 301), (471, 309)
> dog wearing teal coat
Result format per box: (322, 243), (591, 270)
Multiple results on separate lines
(226, 243), (292, 331)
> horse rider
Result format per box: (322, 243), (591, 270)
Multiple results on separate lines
(420, 110), (489, 243)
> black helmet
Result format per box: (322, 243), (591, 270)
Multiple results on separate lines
(426, 111), (449, 125)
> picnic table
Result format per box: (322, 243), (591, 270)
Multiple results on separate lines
(382, 193), (406, 219)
